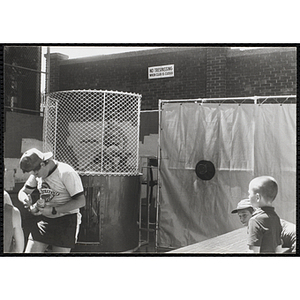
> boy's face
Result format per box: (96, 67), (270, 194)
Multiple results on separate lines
(30, 162), (48, 179)
(237, 209), (252, 226)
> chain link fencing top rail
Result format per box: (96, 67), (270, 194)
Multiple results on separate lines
(43, 90), (142, 176)
(159, 95), (296, 105)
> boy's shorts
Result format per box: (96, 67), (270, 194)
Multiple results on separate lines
(30, 214), (78, 248)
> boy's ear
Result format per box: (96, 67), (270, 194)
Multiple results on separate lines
(256, 193), (260, 202)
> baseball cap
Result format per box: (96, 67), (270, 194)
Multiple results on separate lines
(20, 148), (53, 173)
(231, 199), (253, 214)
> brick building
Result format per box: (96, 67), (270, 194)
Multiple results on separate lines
(4, 46), (297, 191)
(48, 46), (296, 110)
(4, 46), (42, 112)
(3, 46), (44, 191)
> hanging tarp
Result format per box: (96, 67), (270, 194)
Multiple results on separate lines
(157, 102), (296, 249)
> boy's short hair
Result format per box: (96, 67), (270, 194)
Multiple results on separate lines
(250, 176), (278, 202)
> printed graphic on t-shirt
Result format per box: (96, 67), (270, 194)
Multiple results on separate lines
(39, 182), (60, 202)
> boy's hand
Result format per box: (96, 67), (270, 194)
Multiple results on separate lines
(22, 194), (33, 210)
(38, 205), (53, 217)
(29, 204), (42, 216)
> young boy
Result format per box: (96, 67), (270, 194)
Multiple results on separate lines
(247, 176), (282, 253)
(231, 198), (254, 226)
(280, 219), (296, 253)
(18, 148), (86, 253)
(4, 167), (25, 253)
(4, 191), (25, 253)
(232, 198), (296, 253)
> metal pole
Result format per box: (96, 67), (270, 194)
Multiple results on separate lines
(146, 163), (150, 244)
(46, 47), (50, 94)
(100, 91), (106, 173)
(53, 100), (58, 159)
(160, 95), (296, 104)
(253, 96), (258, 105)
(42, 98), (47, 152)
(136, 95), (141, 174)
(155, 100), (163, 250)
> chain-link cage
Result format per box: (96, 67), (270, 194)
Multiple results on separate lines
(43, 90), (142, 176)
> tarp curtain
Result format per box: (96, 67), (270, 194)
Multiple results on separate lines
(157, 103), (296, 249)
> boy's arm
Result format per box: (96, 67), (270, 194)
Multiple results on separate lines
(56, 193), (86, 213)
(4, 191), (13, 205)
(275, 244), (283, 253)
(18, 186), (34, 210)
(38, 192), (86, 216)
(248, 245), (260, 253)
(18, 174), (36, 208)
(12, 208), (25, 253)
(247, 218), (263, 253)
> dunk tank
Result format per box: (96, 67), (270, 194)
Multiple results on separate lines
(157, 95), (296, 250)
(43, 90), (142, 252)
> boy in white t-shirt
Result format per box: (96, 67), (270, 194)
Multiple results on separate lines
(18, 148), (86, 253)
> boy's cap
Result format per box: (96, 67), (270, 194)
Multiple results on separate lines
(231, 199), (253, 214)
(20, 148), (53, 173)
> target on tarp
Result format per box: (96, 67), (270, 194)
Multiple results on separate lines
(195, 160), (216, 180)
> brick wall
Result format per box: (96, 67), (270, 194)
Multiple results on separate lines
(4, 46), (42, 111)
(226, 47), (296, 97)
(48, 53), (69, 92)
(49, 47), (296, 110)
(206, 47), (228, 97)
(52, 48), (208, 110)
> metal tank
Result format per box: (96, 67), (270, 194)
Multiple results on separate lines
(43, 90), (142, 252)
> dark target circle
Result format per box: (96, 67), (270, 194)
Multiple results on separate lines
(195, 160), (215, 180)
